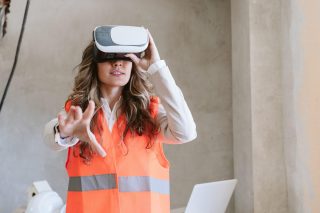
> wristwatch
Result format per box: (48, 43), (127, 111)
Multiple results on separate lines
(54, 124), (69, 142)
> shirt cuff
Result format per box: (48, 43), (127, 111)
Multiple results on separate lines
(147, 60), (166, 75)
(54, 124), (79, 147)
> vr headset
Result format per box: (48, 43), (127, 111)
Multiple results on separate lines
(93, 25), (149, 62)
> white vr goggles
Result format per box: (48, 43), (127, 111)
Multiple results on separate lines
(93, 25), (149, 62)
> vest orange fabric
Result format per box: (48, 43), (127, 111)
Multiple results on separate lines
(64, 96), (171, 213)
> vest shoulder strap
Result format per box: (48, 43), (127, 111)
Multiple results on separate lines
(64, 99), (72, 113)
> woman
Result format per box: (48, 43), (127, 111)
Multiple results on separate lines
(44, 29), (197, 213)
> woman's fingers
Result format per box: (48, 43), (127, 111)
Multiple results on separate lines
(124, 29), (160, 71)
(125, 53), (149, 71)
(125, 53), (141, 65)
(146, 30), (160, 63)
(147, 30), (159, 53)
(83, 100), (95, 121)
(57, 112), (66, 127)
(147, 30), (156, 48)
(74, 106), (83, 121)
(65, 106), (75, 124)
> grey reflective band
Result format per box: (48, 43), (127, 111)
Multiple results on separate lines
(119, 176), (170, 195)
(68, 174), (117, 191)
(68, 175), (170, 194)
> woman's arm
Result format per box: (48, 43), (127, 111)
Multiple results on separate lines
(43, 110), (79, 151)
(148, 61), (197, 144)
(43, 101), (96, 152)
(125, 30), (197, 144)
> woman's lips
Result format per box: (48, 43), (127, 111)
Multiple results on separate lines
(110, 70), (124, 76)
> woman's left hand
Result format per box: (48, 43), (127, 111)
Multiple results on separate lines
(125, 29), (161, 71)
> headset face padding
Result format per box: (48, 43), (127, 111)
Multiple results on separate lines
(93, 44), (144, 62)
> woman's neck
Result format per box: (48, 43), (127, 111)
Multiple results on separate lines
(100, 85), (123, 110)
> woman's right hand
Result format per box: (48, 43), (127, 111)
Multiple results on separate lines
(57, 100), (95, 142)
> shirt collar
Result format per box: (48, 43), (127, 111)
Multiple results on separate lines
(100, 96), (123, 114)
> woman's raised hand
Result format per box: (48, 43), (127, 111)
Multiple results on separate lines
(57, 100), (95, 142)
(125, 29), (161, 71)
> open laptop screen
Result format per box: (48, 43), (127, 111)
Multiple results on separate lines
(185, 179), (237, 213)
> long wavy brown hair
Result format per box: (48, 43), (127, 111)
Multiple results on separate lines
(67, 41), (160, 162)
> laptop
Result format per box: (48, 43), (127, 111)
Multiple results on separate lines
(172, 179), (237, 213)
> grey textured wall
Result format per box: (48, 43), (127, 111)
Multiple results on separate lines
(232, 0), (320, 212)
(281, 0), (301, 212)
(0, 0), (233, 212)
(282, 0), (320, 212)
(231, 0), (288, 212)
(230, 0), (253, 212)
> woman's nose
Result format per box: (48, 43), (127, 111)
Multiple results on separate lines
(112, 60), (123, 67)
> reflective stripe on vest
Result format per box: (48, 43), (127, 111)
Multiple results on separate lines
(68, 175), (169, 195)
(119, 176), (169, 195)
(68, 174), (117, 191)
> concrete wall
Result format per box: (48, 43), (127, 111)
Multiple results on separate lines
(250, 1), (288, 212)
(0, 0), (233, 212)
(230, 0), (253, 212)
(232, 0), (320, 212)
(232, 0), (288, 212)
(281, 0), (301, 212)
(282, 0), (320, 212)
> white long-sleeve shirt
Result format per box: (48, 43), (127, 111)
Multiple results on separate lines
(43, 60), (197, 151)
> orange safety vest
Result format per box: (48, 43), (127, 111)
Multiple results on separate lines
(64, 96), (171, 213)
